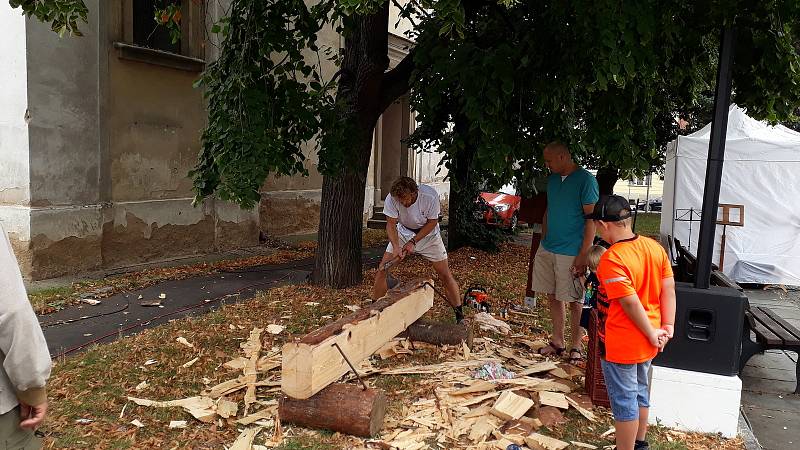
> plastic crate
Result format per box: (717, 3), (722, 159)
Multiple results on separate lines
(586, 309), (610, 408)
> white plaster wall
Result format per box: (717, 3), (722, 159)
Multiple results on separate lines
(0, 3), (32, 236)
(25, 1), (102, 207)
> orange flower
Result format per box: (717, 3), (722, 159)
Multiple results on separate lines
(172, 9), (182, 24)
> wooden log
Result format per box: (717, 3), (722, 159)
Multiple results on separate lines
(279, 383), (387, 437)
(282, 279), (433, 399)
(400, 319), (474, 348)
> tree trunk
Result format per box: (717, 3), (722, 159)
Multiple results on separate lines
(279, 383), (387, 437)
(311, 6), (391, 287)
(595, 167), (619, 196)
(401, 319), (474, 348)
(447, 115), (477, 251)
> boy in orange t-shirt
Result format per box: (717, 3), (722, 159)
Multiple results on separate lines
(587, 195), (676, 450)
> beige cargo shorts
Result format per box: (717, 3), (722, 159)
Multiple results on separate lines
(531, 246), (582, 302)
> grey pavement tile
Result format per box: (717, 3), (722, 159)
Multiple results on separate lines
(742, 390), (800, 413)
(742, 404), (798, 450)
(742, 365), (797, 382)
(742, 375), (797, 395)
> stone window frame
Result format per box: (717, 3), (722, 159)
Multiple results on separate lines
(114, 0), (206, 72)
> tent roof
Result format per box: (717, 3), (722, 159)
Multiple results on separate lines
(676, 104), (800, 161)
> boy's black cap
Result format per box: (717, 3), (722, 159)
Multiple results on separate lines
(585, 194), (633, 222)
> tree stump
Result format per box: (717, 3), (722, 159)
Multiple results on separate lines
(401, 319), (474, 348)
(279, 383), (387, 437)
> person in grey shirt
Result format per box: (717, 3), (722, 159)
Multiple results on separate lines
(0, 224), (51, 449)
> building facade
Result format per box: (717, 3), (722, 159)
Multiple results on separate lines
(0, 1), (446, 280)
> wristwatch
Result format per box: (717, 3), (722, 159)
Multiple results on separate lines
(410, 237), (417, 246)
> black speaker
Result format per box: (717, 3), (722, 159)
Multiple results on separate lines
(654, 282), (749, 376)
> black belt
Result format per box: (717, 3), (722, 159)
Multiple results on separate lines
(406, 227), (422, 233)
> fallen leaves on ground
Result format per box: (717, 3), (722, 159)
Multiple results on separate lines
(43, 242), (743, 450)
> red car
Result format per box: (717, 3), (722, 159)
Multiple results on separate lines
(475, 183), (522, 231)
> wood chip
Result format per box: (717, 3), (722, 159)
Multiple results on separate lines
(571, 441), (598, 449)
(176, 337), (194, 348)
(182, 357), (200, 368)
(130, 419), (144, 428)
(236, 407), (277, 425)
(516, 361), (558, 377)
(490, 390), (534, 421)
(216, 397), (238, 418)
(127, 396), (213, 410)
(455, 391), (500, 407)
(383, 358), (500, 375)
(206, 377), (248, 398)
(517, 339), (548, 351)
(548, 367), (571, 379)
(566, 396), (597, 422)
(230, 427), (262, 450)
(468, 415), (497, 443)
(450, 380), (496, 396)
(266, 324), (284, 335)
(463, 405), (492, 419)
(474, 312), (512, 334)
(242, 328), (263, 414)
(168, 420), (187, 429)
(524, 432), (569, 450)
(134, 381), (149, 391)
(538, 391), (569, 409)
(128, 396), (216, 423)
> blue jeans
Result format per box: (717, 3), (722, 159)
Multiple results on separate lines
(601, 359), (652, 422)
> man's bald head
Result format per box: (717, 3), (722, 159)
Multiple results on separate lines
(543, 141), (575, 175)
(544, 141), (571, 157)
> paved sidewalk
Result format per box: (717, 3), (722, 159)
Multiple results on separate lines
(42, 248), (385, 358)
(740, 287), (800, 450)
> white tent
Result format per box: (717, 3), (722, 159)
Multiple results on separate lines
(661, 105), (800, 286)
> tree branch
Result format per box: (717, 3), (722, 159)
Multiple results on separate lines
(379, 46), (417, 112)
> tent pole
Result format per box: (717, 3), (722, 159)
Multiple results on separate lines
(695, 26), (736, 289)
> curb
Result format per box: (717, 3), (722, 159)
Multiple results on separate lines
(739, 408), (763, 450)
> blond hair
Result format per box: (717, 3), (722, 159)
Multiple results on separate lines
(390, 176), (418, 198)
(587, 244), (607, 271)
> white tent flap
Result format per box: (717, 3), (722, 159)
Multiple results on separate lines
(660, 105), (800, 286)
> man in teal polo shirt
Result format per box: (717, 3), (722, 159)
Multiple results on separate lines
(532, 142), (599, 363)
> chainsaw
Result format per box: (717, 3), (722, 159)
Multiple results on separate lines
(463, 285), (491, 313)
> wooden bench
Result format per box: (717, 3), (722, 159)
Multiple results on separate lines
(671, 237), (742, 290)
(669, 238), (800, 392)
(740, 306), (800, 394)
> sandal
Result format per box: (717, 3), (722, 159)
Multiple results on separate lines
(567, 348), (585, 365)
(537, 342), (565, 357)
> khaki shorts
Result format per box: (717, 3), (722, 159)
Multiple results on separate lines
(532, 246), (581, 303)
(0, 406), (41, 450)
(386, 233), (448, 262)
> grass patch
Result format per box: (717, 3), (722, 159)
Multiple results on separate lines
(633, 211), (662, 238)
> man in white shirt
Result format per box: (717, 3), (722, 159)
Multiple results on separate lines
(0, 224), (52, 449)
(371, 177), (464, 323)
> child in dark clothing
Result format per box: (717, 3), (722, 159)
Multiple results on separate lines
(580, 244), (607, 329)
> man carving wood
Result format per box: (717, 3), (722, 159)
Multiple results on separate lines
(371, 177), (464, 323)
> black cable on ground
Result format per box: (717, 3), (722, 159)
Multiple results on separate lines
(51, 274), (293, 359)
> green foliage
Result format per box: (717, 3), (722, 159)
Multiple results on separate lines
(190, 0), (338, 208)
(409, 1), (800, 190)
(152, 1), (182, 44)
(14, 0), (800, 214)
(9, 0), (88, 37)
